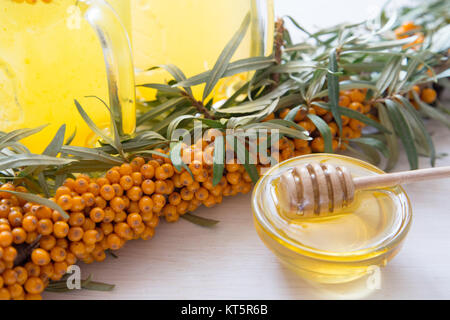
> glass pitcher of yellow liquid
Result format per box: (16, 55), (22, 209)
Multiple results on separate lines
(132, 0), (274, 101)
(0, 0), (135, 152)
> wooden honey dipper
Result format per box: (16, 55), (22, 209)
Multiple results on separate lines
(278, 163), (450, 218)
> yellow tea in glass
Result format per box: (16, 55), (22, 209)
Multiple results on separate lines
(132, 0), (274, 101)
(0, 0), (135, 152)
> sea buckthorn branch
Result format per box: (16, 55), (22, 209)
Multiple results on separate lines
(1, 0), (449, 300)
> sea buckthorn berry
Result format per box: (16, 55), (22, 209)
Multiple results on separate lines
(180, 171), (194, 186)
(83, 230), (98, 245)
(53, 261), (68, 277)
(68, 227), (84, 242)
(120, 175), (133, 191)
(421, 88), (437, 104)
(0, 231), (13, 247)
(141, 179), (155, 195)
(71, 196), (86, 212)
(31, 248), (50, 266)
(139, 196), (154, 213)
(8, 210), (23, 227)
(140, 226), (155, 240)
(341, 127), (354, 139)
(127, 213), (143, 228)
(3, 268), (17, 286)
(348, 102), (364, 113)
(56, 238), (68, 249)
(87, 182), (99, 196)
(130, 157), (145, 171)
(163, 205), (178, 221)
(50, 246), (66, 262)
(155, 180), (168, 194)
(349, 119), (365, 131)
(114, 222), (133, 240)
(82, 192), (95, 207)
(25, 277), (44, 295)
(89, 207), (105, 223)
(177, 201), (189, 215)
(226, 172), (241, 185)
(168, 192), (181, 206)
(57, 194), (72, 211)
(112, 183), (124, 197)
(341, 115), (350, 126)
(195, 187), (209, 201)
(311, 137), (325, 152)
(53, 221), (69, 238)
(22, 215), (37, 232)
(188, 161), (203, 176)
(187, 181), (200, 193)
(65, 252), (77, 266)
(39, 235), (56, 251)
(101, 222), (114, 236)
(106, 169), (121, 184)
(2, 247), (17, 262)
(26, 232), (38, 244)
(11, 228), (26, 244)
(103, 207), (115, 223)
(74, 177), (89, 194)
(107, 234), (121, 250)
(140, 164), (155, 180)
(339, 95), (351, 107)
(0, 203), (9, 219)
(114, 210), (127, 223)
(32, 205), (51, 220)
(69, 241), (86, 257)
(203, 195), (216, 208)
(349, 89), (365, 103)
(96, 177), (108, 187)
(8, 283), (24, 299)
(100, 184), (115, 201)
(180, 188), (194, 201)
(151, 194), (166, 209)
(0, 287), (11, 300)
(25, 262), (40, 278)
(210, 185), (223, 197)
(126, 186), (143, 202)
(69, 212), (85, 227)
(95, 196), (107, 209)
(62, 178), (76, 190)
(225, 162), (240, 173)
(110, 197), (126, 213)
(119, 163), (133, 176)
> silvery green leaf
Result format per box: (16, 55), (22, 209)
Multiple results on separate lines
(137, 97), (187, 126)
(202, 12), (251, 101)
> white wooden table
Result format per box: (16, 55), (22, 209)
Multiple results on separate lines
(44, 0), (450, 300)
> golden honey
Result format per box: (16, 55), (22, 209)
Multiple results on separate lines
(252, 154), (412, 285)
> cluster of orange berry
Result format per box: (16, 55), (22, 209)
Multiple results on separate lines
(267, 89), (373, 158)
(410, 85), (437, 108)
(0, 145), (256, 299)
(395, 21), (424, 50)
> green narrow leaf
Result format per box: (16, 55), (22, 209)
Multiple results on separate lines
(377, 103), (398, 172)
(350, 137), (390, 158)
(395, 95), (436, 166)
(181, 213), (219, 227)
(38, 172), (50, 198)
(376, 56), (402, 95)
(64, 128), (77, 146)
(0, 125), (47, 149)
(307, 114), (333, 153)
(61, 146), (124, 165)
(74, 100), (115, 149)
(0, 154), (74, 171)
(43, 124), (66, 157)
(1, 190), (69, 220)
(137, 83), (182, 94)
(169, 142), (184, 172)
(159, 64), (193, 96)
(212, 135), (225, 186)
(327, 49), (342, 133)
(202, 12), (251, 101)
(137, 97), (187, 126)
(385, 100), (418, 170)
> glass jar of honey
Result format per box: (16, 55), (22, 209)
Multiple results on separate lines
(252, 154), (412, 287)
